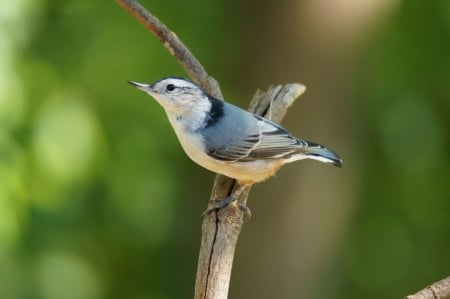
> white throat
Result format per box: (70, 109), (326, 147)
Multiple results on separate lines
(166, 97), (212, 132)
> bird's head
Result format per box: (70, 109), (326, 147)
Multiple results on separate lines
(128, 77), (209, 116)
(129, 77), (219, 131)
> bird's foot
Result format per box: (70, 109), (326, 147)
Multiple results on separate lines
(202, 196), (251, 221)
(202, 194), (234, 216)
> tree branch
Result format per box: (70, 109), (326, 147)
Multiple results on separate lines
(195, 84), (305, 299)
(116, 0), (222, 99)
(405, 276), (450, 299)
(115, 1), (304, 298)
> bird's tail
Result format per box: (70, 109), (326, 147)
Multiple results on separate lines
(301, 141), (342, 168)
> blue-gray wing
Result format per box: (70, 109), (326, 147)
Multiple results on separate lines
(200, 102), (307, 162)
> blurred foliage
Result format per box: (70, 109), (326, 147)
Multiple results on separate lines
(342, 1), (450, 298)
(0, 0), (449, 298)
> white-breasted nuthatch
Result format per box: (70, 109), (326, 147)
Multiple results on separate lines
(128, 77), (342, 210)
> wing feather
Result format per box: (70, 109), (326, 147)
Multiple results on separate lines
(242, 117), (307, 160)
(205, 113), (307, 162)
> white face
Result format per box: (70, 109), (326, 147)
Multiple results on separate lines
(146, 78), (207, 114)
(130, 77), (213, 131)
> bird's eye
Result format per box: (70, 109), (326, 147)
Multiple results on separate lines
(166, 84), (175, 91)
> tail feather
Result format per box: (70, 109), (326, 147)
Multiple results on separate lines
(302, 141), (342, 168)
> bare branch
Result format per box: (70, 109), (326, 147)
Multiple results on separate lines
(195, 84), (306, 299)
(405, 276), (450, 299)
(115, 0), (222, 98)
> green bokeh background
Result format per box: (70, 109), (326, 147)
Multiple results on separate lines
(1, 0), (449, 298)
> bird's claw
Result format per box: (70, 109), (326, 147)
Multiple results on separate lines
(201, 195), (234, 217)
(202, 196), (251, 221)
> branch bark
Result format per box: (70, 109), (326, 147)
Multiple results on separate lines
(405, 276), (450, 299)
(195, 84), (305, 299)
(116, 0), (222, 99)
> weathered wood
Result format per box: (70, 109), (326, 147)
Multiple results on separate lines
(405, 276), (450, 299)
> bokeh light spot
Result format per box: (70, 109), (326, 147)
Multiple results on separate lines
(35, 252), (103, 299)
(33, 91), (99, 183)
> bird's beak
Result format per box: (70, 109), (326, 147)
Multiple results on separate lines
(127, 80), (154, 93)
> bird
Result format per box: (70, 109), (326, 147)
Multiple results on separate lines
(128, 77), (342, 211)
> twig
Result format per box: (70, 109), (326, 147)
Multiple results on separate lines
(115, 1), (305, 298)
(405, 276), (450, 299)
(115, 0), (222, 99)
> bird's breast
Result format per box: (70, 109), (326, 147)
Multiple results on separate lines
(168, 117), (283, 183)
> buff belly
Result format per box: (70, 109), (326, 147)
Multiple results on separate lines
(174, 128), (283, 184)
